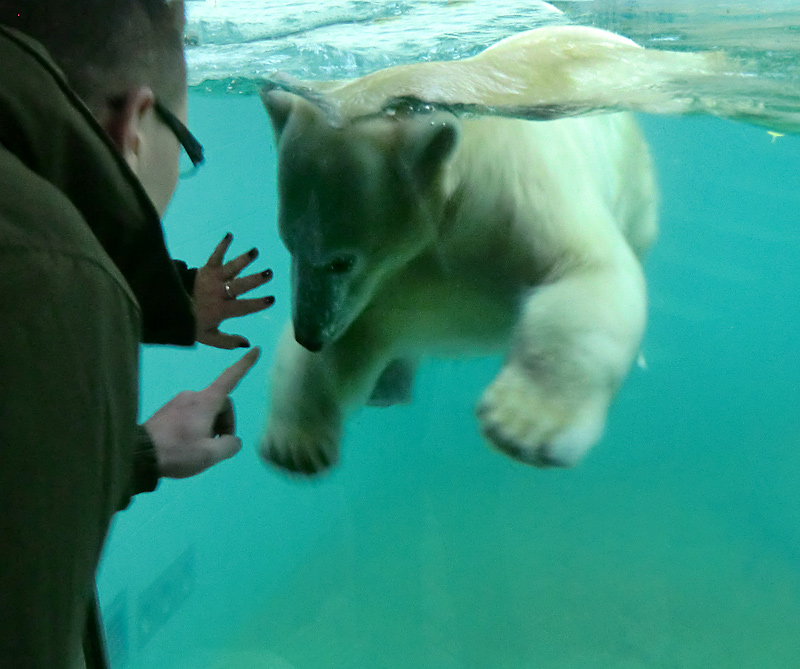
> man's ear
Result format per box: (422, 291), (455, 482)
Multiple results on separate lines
(101, 86), (156, 167)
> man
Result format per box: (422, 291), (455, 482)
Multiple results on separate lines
(0, 1), (271, 666)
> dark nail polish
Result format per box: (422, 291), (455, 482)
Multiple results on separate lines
(224, 232), (232, 241)
(262, 269), (273, 280)
(239, 340), (250, 348)
(264, 296), (275, 306)
(248, 248), (258, 259)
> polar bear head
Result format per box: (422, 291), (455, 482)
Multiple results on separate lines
(262, 89), (460, 352)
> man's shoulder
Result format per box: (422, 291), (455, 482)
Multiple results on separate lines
(0, 145), (138, 305)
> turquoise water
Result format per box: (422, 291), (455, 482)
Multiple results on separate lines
(96, 91), (800, 666)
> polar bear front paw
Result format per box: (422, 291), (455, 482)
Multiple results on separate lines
(476, 366), (608, 468)
(259, 419), (341, 475)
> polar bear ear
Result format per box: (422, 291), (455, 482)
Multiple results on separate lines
(404, 113), (461, 177)
(260, 88), (296, 139)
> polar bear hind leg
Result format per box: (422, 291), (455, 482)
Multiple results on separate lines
(367, 359), (417, 407)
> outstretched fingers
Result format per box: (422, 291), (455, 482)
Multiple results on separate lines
(205, 234), (269, 286)
(222, 247), (260, 281)
(206, 232), (234, 267)
(225, 295), (275, 317)
(226, 269), (273, 300)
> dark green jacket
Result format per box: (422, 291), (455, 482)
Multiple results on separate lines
(0, 26), (196, 668)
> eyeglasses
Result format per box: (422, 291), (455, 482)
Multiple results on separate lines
(153, 100), (205, 177)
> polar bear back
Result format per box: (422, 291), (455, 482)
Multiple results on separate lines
(445, 112), (656, 260)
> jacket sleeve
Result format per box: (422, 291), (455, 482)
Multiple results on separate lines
(123, 425), (160, 508)
(173, 259), (198, 296)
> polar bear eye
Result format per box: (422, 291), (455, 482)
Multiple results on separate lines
(326, 256), (356, 274)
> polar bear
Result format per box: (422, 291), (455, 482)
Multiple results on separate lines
(259, 27), (658, 475)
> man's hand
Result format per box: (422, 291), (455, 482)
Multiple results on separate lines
(194, 233), (274, 349)
(144, 347), (261, 478)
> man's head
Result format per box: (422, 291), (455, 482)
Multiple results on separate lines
(0, 0), (189, 214)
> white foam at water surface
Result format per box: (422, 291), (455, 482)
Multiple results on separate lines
(183, 1), (800, 133)
(184, 0), (568, 85)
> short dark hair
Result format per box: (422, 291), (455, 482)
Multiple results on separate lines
(0, 0), (186, 111)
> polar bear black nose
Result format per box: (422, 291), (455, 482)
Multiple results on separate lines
(295, 331), (324, 352)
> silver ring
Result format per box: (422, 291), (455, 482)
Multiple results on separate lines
(224, 281), (234, 299)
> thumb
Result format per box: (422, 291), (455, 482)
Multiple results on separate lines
(198, 330), (251, 350)
(202, 435), (243, 468)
